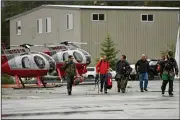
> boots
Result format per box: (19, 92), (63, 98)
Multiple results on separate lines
(144, 88), (148, 91)
(68, 89), (71, 95)
(169, 91), (174, 96)
(118, 88), (120, 92)
(169, 93), (173, 96)
(121, 89), (125, 93)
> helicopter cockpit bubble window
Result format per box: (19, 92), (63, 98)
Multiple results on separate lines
(73, 51), (83, 63)
(63, 52), (69, 62)
(79, 49), (89, 55)
(34, 55), (45, 69)
(22, 56), (31, 68)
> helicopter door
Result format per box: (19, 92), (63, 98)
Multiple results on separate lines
(34, 55), (46, 69)
(21, 56), (31, 69)
(63, 52), (69, 62)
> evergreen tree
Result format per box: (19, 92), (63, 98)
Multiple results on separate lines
(160, 44), (176, 58)
(100, 34), (119, 70)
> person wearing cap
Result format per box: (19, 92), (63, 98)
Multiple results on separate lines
(61, 55), (77, 95)
(135, 54), (150, 92)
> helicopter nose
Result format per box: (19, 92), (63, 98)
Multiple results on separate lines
(48, 60), (56, 75)
(86, 56), (91, 65)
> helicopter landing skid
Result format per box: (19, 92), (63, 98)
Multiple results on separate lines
(15, 75), (21, 88)
(19, 77), (25, 88)
(12, 85), (56, 89)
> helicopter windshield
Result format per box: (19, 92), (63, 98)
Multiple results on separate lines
(63, 52), (69, 61)
(73, 51), (83, 63)
(34, 55), (45, 69)
(78, 49), (89, 55)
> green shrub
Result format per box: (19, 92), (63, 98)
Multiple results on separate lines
(1, 74), (15, 84)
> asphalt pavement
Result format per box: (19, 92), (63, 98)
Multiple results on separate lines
(2, 80), (180, 119)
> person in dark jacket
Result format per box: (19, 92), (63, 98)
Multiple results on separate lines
(158, 51), (179, 96)
(61, 55), (77, 95)
(96, 55), (110, 94)
(115, 55), (132, 93)
(135, 54), (150, 92)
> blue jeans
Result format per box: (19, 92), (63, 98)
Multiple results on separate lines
(100, 74), (108, 92)
(139, 72), (148, 89)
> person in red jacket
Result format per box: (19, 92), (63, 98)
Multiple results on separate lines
(96, 55), (110, 94)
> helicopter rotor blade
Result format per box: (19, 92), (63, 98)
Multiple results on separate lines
(10, 44), (47, 48)
(10, 45), (21, 47)
(68, 42), (87, 45)
(60, 41), (87, 45)
(33, 45), (46, 47)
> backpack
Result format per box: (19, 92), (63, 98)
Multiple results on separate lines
(107, 72), (112, 89)
(164, 58), (174, 71)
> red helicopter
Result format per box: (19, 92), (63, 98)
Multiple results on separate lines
(39, 41), (91, 84)
(1, 41), (91, 88)
(1, 43), (56, 88)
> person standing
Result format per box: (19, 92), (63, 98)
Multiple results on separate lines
(115, 55), (132, 93)
(135, 54), (150, 92)
(61, 55), (77, 95)
(157, 55), (166, 78)
(96, 55), (110, 94)
(158, 51), (179, 96)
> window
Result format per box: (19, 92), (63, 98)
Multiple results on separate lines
(73, 51), (83, 63)
(148, 14), (153, 21)
(66, 14), (73, 30)
(45, 17), (51, 33)
(16, 20), (21, 35)
(63, 52), (69, 61)
(79, 49), (89, 55)
(22, 56), (30, 68)
(92, 14), (98, 21)
(99, 14), (105, 20)
(85, 56), (91, 65)
(141, 14), (154, 22)
(37, 19), (42, 34)
(34, 55), (45, 69)
(92, 13), (105, 21)
(142, 15), (147, 21)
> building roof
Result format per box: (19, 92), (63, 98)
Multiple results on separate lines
(44, 5), (180, 10)
(6, 5), (180, 21)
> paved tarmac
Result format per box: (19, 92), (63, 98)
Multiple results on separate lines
(2, 80), (180, 119)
